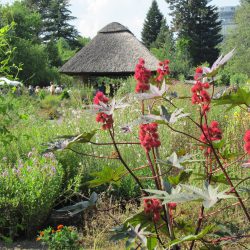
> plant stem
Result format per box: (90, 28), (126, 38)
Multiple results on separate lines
(210, 144), (250, 221)
(90, 141), (141, 146)
(165, 123), (208, 145)
(189, 206), (205, 250)
(108, 130), (145, 191)
(209, 234), (250, 244)
(205, 198), (248, 218)
(154, 148), (176, 247)
(67, 148), (119, 160)
(145, 152), (160, 189)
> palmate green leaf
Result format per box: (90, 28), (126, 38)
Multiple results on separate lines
(87, 166), (126, 187)
(168, 225), (216, 247)
(147, 236), (158, 250)
(44, 130), (97, 152)
(181, 184), (235, 208)
(146, 184), (235, 208)
(145, 186), (199, 205)
(157, 152), (202, 171)
(163, 180), (172, 194)
(168, 170), (193, 185)
(213, 87), (250, 109)
(212, 139), (226, 149)
(160, 106), (190, 124)
(175, 219), (195, 234)
(193, 173), (241, 185)
(56, 192), (98, 216)
(57, 130), (97, 144)
(126, 224), (150, 248)
(124, 211), (155, 229)
(110, 225), (128, 242)
(110, 224), (150, 250)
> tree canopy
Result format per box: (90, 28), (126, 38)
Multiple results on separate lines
(24, 0), (79, 47)
(165, 0), (222, 66)
(0, 0), (89, 86)
(141, 0), (164, 49)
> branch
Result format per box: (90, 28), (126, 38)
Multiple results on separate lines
(205, 198), (248, 218)
(165, 122), (208, 145)
(209, 235), (250, 244)
(67, 148), (119, 160)
(108, 129), (145, 191)
(90, 141), (141, 146)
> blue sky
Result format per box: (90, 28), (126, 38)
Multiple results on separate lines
(2, 0), (240, 39)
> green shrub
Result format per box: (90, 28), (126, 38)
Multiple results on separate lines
(60, 90), (70, 100)
(230, 73), (248, 86)
(40, 95), (61, 119)
(37, 225), (81, 250)
(40, 95), (61, 110)
(0, 150), (63, 238)
(216, 70), (231, 85)
(116, 77), (136, 97)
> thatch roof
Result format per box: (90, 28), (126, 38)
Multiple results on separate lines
(60, 22), (159, 76)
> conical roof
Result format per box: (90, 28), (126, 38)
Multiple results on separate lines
(98, 22), (132, 34)
(60, 22), (159, 76)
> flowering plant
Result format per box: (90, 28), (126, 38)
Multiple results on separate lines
(37, 225), (81, 250)
(0, 150), (63, 238)
(47, 49), (250, 250)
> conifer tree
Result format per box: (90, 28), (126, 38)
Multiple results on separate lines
(165, 0), (222, 65)
(141, 0), (164, 48)
(152, 18), (174, 49)
(24, 0), (79, 47)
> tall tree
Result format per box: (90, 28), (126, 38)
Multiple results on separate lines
(151, 18), (174, 49)
(0, 2), (59, 85)
(141, 0), (164, 48)
(24, 0), (79, 47)
(165, 0), (222, 65)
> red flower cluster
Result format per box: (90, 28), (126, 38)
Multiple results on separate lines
(191, 79), (211, 115)
(93, 91), (113, 130)
(156, 59), (170, 82)
(191, 81), (210, 105)
(168, 202), (177, 209)
(191, 67), (211, 115)
(200, 121), (222, 154)
(93, 91), (109, 105)
(134, 58), (151, 93)
(244, 130), (250, 154)
(144, 198), (162, 222)
(194, 67), (203, 80)
(139, 123), (161, 152)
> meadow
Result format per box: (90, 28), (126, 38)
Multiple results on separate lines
(0, 76), (249, 249)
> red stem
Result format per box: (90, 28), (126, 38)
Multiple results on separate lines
(145, 152), (160, 189)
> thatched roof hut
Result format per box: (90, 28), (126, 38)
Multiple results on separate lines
(60, 22), (159, 77)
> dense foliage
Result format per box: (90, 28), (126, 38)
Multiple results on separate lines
(0, 151), (63, 238)
(164, 0), (222, 66)
(25, 0), (79, 47)
(0, 0), (250, 249)
(141, 0), (164, 49)
(0, 0), (89, 86)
